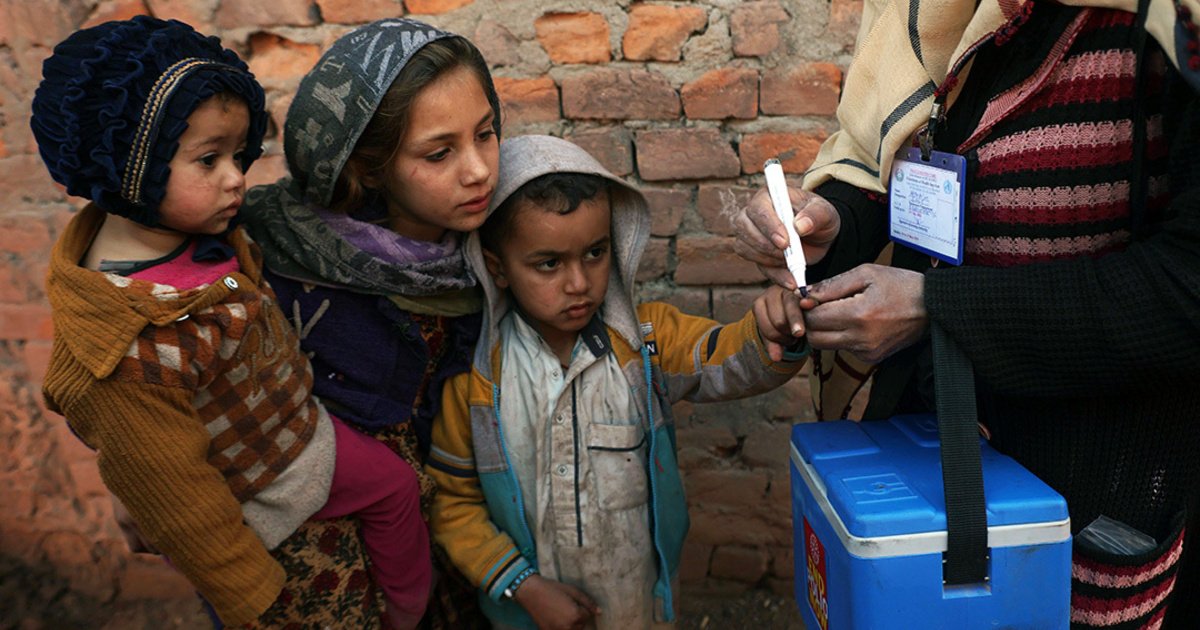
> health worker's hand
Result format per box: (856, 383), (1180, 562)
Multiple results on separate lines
(514, 574), (600, 630)
(753, 284), (808, 362)
(733, 186), (841, 291)
(802, 264), (928, 364)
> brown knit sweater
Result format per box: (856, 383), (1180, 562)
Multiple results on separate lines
(43, 205), (335, 626)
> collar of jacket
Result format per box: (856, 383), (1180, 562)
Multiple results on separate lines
(47, 204), (265, 379)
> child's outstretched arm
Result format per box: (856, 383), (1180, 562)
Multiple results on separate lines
(639, 288), (808, 405)
(60, 377), (284, 626)
(426, 373), (534, 602)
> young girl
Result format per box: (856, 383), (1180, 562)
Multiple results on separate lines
(239, 17), (501, 629)
(31, 17), (430, 629)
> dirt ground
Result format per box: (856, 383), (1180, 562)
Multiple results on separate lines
(678, 589), (806, 630)
(9, 590), (808, 630)
(4, 553), (806, 629)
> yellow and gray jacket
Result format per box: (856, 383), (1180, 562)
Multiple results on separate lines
(426, 135), (806, 627)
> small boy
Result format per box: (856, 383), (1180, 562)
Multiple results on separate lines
(426, 135), (808, 629)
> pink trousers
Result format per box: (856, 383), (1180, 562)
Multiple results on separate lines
(313, 416), (431, 629)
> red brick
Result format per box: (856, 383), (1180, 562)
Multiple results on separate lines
(248, 33), (323, 86)
(710, 545), (769, 583)
(83, 0), (150, 29)
(40, 531), (93, 567)
(147, 0), (217, 31)
(677, 425), (739, 455)
(761, 62), (842, 116)
(641, 186), (689, 236)
(730, 1), (790, 57)
(684, 469), (769, 509)
(636, 237), (670, 282)
(622, 4), (707, 62)
(68, 460), (108, 499)
(405, 0), (473, 14)
(54, 417), (99, 463)
(636, 129), (739, 181)
(218, 0), (317, 27)
(566, 127), (633, 177)
(474, 20), (520, 68)
(268, 92), (294, 143)
(679, 539), (713, 584)
(561, 69), (679, 121)
(681, 68), (759, 120)
(712, 287), (763, 324)
(684, 576), (754, 597)
(0, 0), (85, 47)
(494, 76), (560, 125)
(688, 508), (790, 547)
(118, 555), (196, 600)
(246, 154), (289, 191)
(769, 545), (795, 579)
(0, 303), (54, 340)
(0, 214), (52, 255)
(739, 131), (828, 174)
(535, 12), (611, 64)
(0, 156), (67, 207)
(0, 264), (32, 304)
(828, 0), (865, 46)
(640, 286), (709, 319)
(741, 421), (792, 468)
(766, 376), (815, 420)
(21, 340), (53, 387)
(696, 184), (756, 236)
(316, 0), (403, 23)
(675, 236), (764, 285)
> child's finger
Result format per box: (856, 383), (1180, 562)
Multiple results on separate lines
(783, 290), (806, 337)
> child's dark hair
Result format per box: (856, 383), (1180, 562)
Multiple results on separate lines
(480, 173), (610, 252)
(330, 36), (501, 214)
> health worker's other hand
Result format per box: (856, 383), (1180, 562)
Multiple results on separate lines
(733, 186), (841, 291)
(753, 284), (808, 362)
(802, 264), (927, 364)
(514, 574), (600, 630)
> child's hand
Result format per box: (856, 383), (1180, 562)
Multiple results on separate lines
(753, 285), (808, 362)
(512, 574), (600, 630)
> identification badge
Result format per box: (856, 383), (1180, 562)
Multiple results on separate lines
(888, 147), (967, 266)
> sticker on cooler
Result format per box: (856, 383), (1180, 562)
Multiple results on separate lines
(805, 516), (829, 630)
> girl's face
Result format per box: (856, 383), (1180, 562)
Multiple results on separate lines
(159, 95), (249, 235)
(380, 65), (498, 242)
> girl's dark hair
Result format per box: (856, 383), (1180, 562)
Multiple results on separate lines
(330, 36), (502, 214)
(480, 172), (610, 252)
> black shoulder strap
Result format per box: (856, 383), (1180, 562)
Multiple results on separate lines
(932, 321), (989, 584)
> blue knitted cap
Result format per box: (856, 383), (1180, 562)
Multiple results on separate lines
(30, 16), (268, 227)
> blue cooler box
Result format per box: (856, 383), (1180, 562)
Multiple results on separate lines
(790, 414), (1071, 629)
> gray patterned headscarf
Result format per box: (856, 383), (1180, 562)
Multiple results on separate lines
(242, 18), (487, 296)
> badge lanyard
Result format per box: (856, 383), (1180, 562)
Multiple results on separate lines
(888, 29), (1009, 267)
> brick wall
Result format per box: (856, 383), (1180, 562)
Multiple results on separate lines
(0, 0), (861, 624)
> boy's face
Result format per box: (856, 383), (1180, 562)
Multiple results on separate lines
(159, 95), (249, 235)
(485, 192), (613, 351)
(380, 65), (499, 242)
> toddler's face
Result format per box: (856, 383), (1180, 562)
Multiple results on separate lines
(378, 65), (498, 242)
(486, 193), (613, 351)
(158, 95), (250, 235)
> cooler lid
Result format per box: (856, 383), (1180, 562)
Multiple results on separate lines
(790, 415), (1069, 554)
